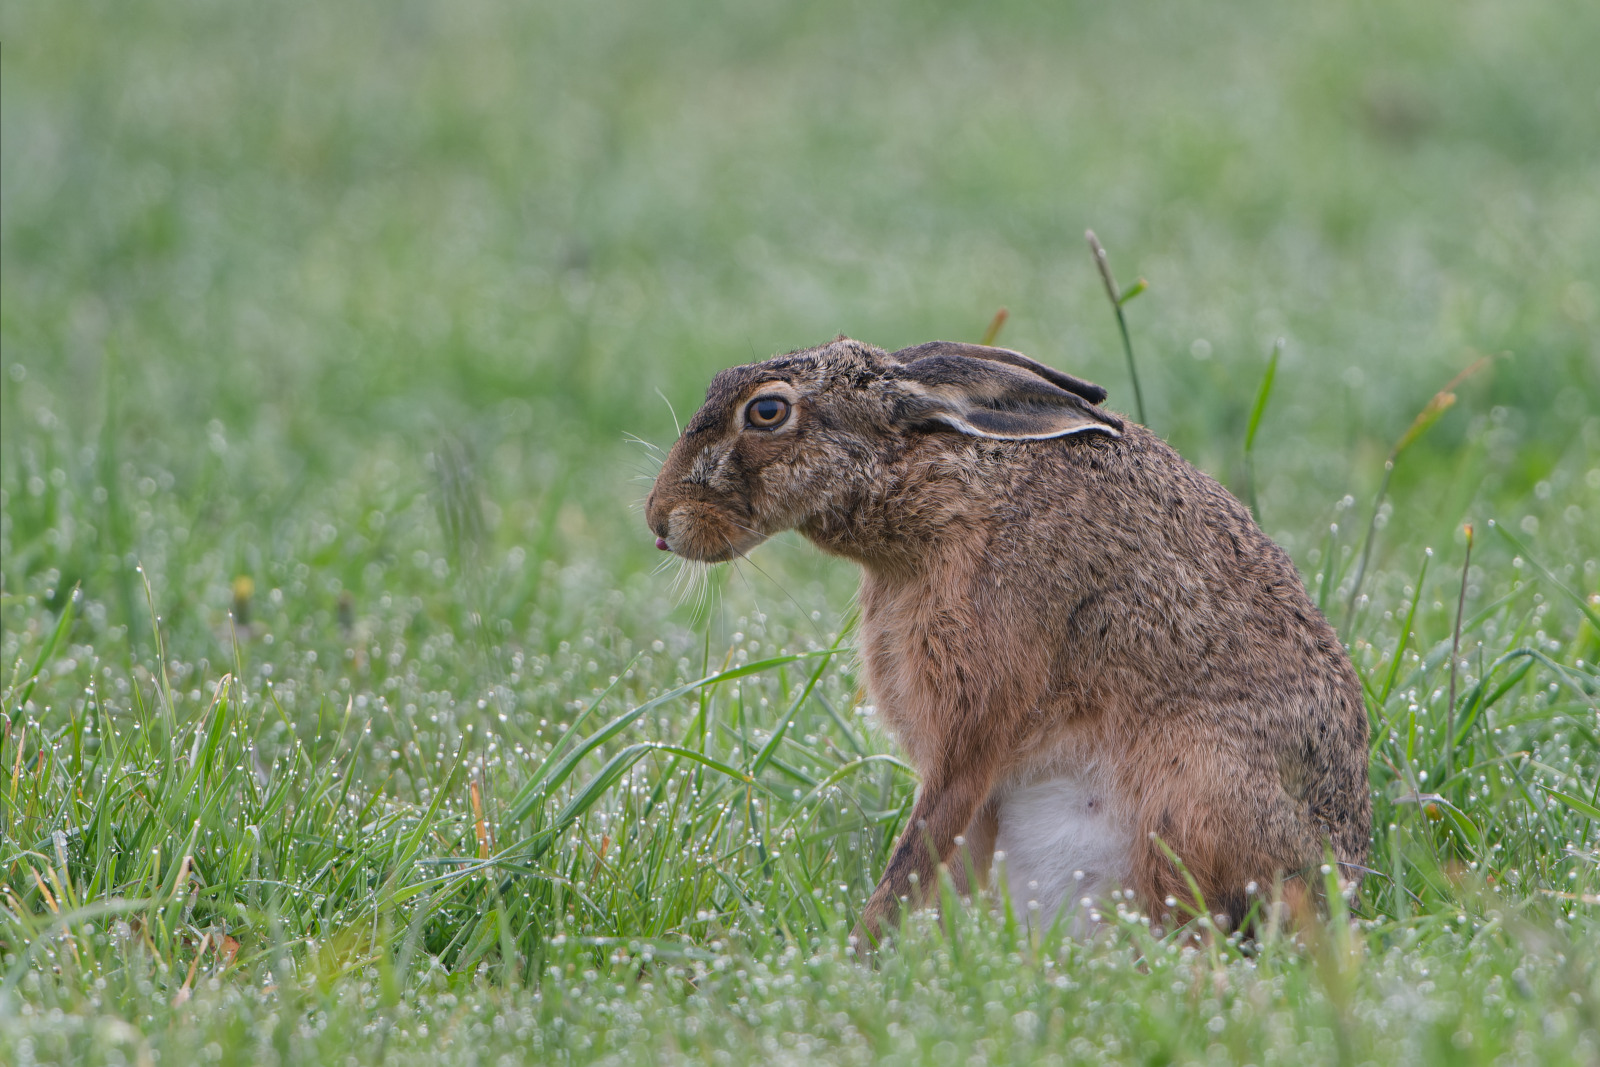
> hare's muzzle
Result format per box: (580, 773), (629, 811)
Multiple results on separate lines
(645, 485), (764, 563)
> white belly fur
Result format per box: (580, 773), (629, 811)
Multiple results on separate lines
(991, 771), (1134, 934)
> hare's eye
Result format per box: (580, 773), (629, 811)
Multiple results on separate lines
(745, 396), (790, 429)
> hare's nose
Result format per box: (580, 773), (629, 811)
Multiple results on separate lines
(656, 537), (670, 551)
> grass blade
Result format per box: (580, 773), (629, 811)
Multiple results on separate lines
(1488, 520), (1600, 632)
(5, 585), (78, 713)
(1243, 338), (1283, 518)
(752, 635), (844, 775)
(1541, 786), (1600, 821)
(1244, 339), (1283, 455)
(505, 651), (823, 825)
(1379, 548), (1431, 705)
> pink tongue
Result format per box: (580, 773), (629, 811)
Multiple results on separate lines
(656, 538), (670, 551)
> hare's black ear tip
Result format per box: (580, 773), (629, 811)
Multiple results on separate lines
(1047, 369), (1108, 405)
(1068, 379), (1107, 404)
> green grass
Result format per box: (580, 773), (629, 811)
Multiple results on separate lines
(3, 0), (1599, 1063)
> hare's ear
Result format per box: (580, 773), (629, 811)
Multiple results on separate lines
(890, 341), (1109, 404)
(890, 345), (1123, 441)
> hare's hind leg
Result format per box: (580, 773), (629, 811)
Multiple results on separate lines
(1126, 746), (1323, 933)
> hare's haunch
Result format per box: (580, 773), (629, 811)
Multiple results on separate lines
(646, 338), (1370, 940)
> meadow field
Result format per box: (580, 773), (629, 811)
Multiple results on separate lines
(3, 0), (1598, 1062)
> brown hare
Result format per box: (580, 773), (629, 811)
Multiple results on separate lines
(645, 337), (1370, 942)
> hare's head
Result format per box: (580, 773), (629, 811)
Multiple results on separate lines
(645, 337), (1122, 562)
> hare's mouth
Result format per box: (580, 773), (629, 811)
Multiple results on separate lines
(659, 504), (767, 563)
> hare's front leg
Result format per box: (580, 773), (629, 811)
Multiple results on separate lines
(851, 568), (1038, 946)
(854, 764), (998, 945)
(946, 799), (1000, 897)
(852, 690), (1018, 945)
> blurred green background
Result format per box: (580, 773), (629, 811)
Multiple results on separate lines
(4, 3), (1600, 1062)
(5, 0), (1597, 651)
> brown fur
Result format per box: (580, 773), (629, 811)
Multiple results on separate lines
(645, 338), (1370, 942)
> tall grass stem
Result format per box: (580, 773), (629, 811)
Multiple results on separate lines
(1446, 525), (1473, 781)
(1085, 230), (1148, 426)
(1344, 357), (1489, 629)
(979, 308), (1009, 347)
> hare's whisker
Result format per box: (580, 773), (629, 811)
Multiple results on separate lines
(667, 557), (696, 603)
(696, 566), (717, 625)
(622, 431), (667, 457)
(654, 389), (682, 438)
(730, 544), (829, 644)
(689, 562), (714, 619)
(728, 558), (768, 633)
